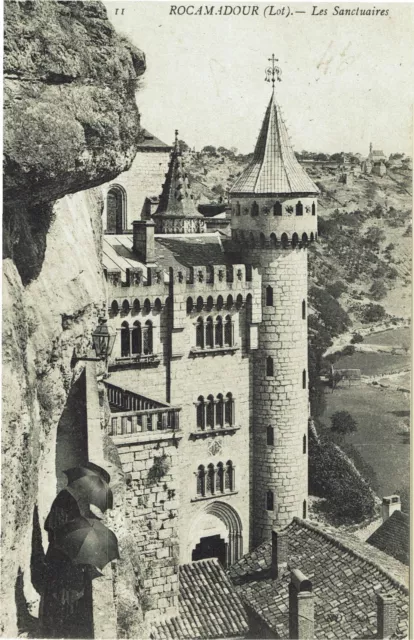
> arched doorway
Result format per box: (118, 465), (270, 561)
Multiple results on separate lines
(106, 185), (126, 234)
(189, 501), (243, 567)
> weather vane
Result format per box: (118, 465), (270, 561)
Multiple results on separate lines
(265, 54), (282, 87)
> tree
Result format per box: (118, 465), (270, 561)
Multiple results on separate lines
(202, 145), (217, 154)
(350, 332), (364, 344)
(361, 303), (386, 323)
(178, 139), (189, 153)
(369, 280), (387, 300)
(330, 411), (358, 436)
(326, 280), (347, 299)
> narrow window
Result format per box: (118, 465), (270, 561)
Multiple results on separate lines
(303, 499), (307, 519)
(187, 297), (194, 314)
(273, 201), (282, 216)
(207, 464), (215, 495)
(260, 233), (265, 248)
(296, 201), (303, 216)
(224, 315), (233, 347)
(121, 321), (130, 357)
(270, 233), (277, 248)
(216, 463), (224, 493)
(106, 186), (125, 234)
(236, 202), (241, 216)
(197, 396), (205, 430)
(312, 202), (316, 216)
(303, 434), (307, 454)
(281, 233), (289, 248)
(266, 356), (274, 377)
(207, 395), (215, 428)
(266, 490), (274, 511)
(302, 369), (307, 389)
(251, 201), (259, 216)
(196, 317), (204, 348)
(131, 321), (141, 355)
(215, 316), (223, 347)
(267, 426), (274, 446)
(206, 317), (214, 349)
(266, 286), (273, 306)
(302, 300), (306, 320)
(197, 466), (205, 496)
(216, 394), (224, 427)
(225, 393), (234, 426)
(225, 461), (234, 491)
(292, 233), (299, 247)
(144, 320), (153, 354)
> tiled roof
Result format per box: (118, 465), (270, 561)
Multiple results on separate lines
(154, 132), (203, 219)
(230, 90), (319, 196)
(228, 518), (409, 639)
(137, 128), (172, 150)
(367, 511), (410, 566)
(151, 559), (249, 639)
(154, 234), (233, 272)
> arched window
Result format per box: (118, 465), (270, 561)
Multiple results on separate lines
(266, 490), (274, 511)
(302, 369), (307, 389)
(216, 394), (224, 427)
(302, 233), (308, 244)
(302, 300), (306, 320)
(236, 202), (241, 216)
(292, 233), (299, 247)
(206, 317), (214, 348)
(225, 461), (234, 491)
(281, 233), (289, 248)
(197, 396), (205, 430)
(207, 395), (215, 429)
(216, 295), (224, 311)
(207, 464), (215, 495)
(122, 299), (130, 315)
(206, 296), (214, 311)
(260, 233), (266, 248)
(131, 321), (141, 355)
(121, 321), (130, 357)
(187, 297), (194, 314)
(303, 499), (307, 519)
(312, 202), (316, 216)
(251, 201), (259, 216)
(110, 300), (119, 317)
(266, 356), (274, 377)
(225, 393), (234, 426)
(216, 463), (224, 492)
(273, 201), (282, 216)
(249, 232), (255, 247)
(132, 299), (140, 315)
(197, 465), (206, 496)
(143, 320), (153, 355)
(144, 298), (151, 314)
(310, 232), (315, 242)
(266, 285), (273, 306)
(215, 316), (223, 347)
(196, 317), (204, 348)
(296, 201), (303, 216)
(267, 426), (274, 446)
(303, 434), (307, 454)
(106, 186), (125, 234)
(224, 315), (233, 347)
(270, 233), (277, 248)
(236, 294), (243, 309)
(226, 294), (234, 309)
(196, 296), (204, 312)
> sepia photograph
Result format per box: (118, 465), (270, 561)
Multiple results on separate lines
(2, 1), (413, 638)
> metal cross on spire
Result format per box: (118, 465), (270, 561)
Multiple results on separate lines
(265, 54), (282, 88)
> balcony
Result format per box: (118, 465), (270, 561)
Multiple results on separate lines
(106, 383), (181, 442)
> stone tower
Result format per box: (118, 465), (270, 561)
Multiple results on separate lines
(229, 61), (319, 545)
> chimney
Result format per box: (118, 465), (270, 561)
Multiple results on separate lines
(377, 593), (397, 639)
(271, 527), (288, 579)
(289, 569), (314, 640)
(133, 220), (155, 265)
(381, 495), (401, 522)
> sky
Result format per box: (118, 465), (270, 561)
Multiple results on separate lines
(105, 2), (414, 156)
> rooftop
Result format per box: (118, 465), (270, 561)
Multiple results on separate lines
(137, 128), (172, 151)
(150, 558), (249, 639)
(230, 89), (319, 196)
(367, 511), (410, 566)
(228, 517), (409, 639)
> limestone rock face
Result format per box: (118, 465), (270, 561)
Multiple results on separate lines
(2, 2), (146, 636)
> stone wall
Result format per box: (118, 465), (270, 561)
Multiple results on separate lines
(102, 150), (171, 231)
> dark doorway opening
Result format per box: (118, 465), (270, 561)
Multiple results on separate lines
(192, 535), (226, 567)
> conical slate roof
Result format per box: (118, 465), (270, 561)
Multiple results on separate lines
(230, 91), (319, 195)
(154, 131), (203, 219)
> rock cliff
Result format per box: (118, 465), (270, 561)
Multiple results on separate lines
(2, 1), (146, 636)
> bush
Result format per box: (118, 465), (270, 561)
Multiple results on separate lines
(360, 303), (386, 323)
(326, 280), (347, 299)
(310, 286), (351, 336)
(309, 431), (376, 524)
(351, 332), (364, 344)
(330, 410), (358, 435)
(369, 280), (387, 300)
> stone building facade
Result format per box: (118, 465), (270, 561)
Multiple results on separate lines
(101, 80), (319, 619)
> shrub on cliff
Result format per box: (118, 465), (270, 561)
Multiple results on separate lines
(309, 429), (376, 524)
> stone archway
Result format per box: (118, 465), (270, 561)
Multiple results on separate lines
(189, 501), (243, 567)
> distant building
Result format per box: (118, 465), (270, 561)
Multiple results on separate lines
(362, 142), (387, 176)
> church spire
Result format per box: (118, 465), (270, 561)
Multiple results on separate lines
(230, 57), (318, 196)
(153, 130), (206, 234)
